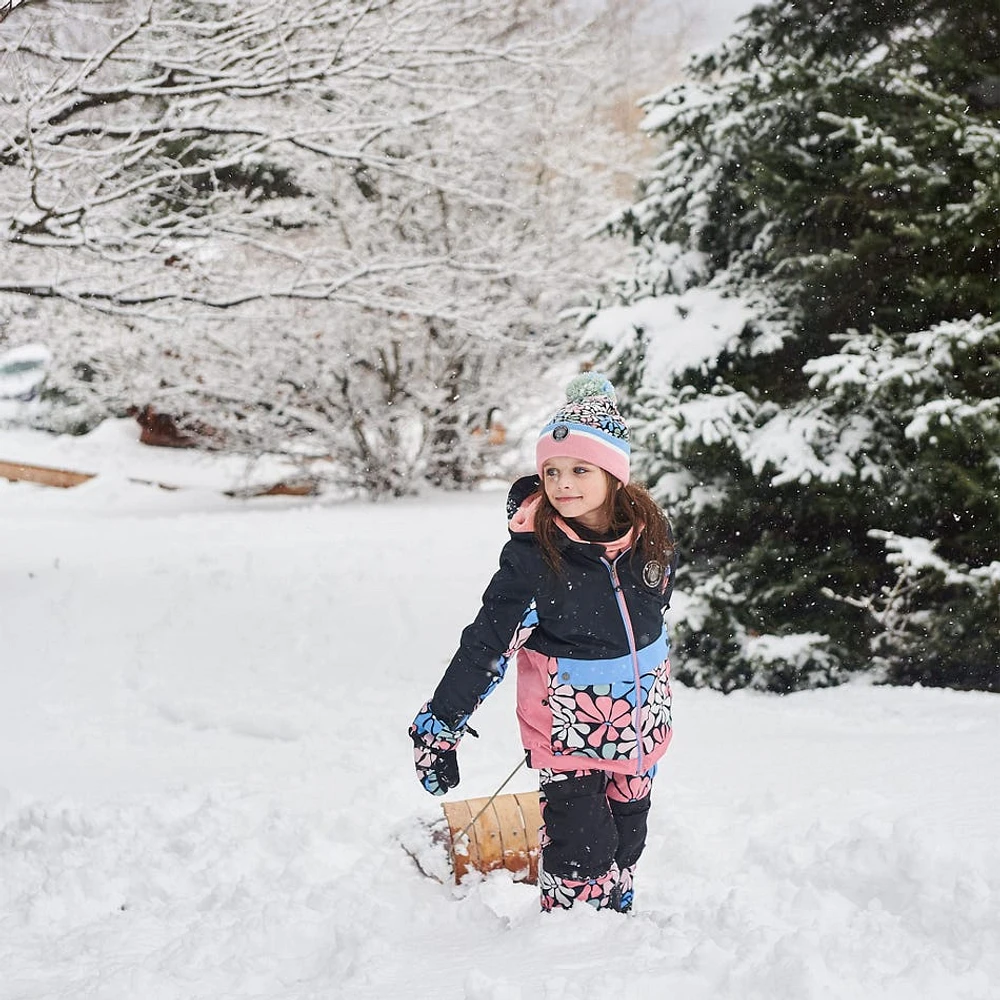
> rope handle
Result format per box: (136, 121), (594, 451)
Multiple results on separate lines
(452, 755), (529, 846)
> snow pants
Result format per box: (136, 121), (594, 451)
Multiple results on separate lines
(537, 765), (655, 913)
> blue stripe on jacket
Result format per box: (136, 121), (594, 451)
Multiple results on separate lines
(554, 630), (669, 695)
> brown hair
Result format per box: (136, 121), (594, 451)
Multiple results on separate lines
(532, 473), (675, 574)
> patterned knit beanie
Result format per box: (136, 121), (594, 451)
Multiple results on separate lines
(536, 372), (630, 485)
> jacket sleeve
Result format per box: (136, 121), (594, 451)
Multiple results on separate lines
(430, 538), (538, 727)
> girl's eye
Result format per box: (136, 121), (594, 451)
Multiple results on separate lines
(573, 467), (590, 475)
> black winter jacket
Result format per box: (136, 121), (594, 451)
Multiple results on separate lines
(430, 477), (677, 775)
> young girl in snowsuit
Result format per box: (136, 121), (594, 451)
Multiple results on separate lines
(409, 373), (676, 912)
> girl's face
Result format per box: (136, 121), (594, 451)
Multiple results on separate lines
(541, 457), (611, 531)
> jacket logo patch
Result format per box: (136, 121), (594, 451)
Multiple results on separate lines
(552, 424), (569, 441)
(642, 560), (665, 589)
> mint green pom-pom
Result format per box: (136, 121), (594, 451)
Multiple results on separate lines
(566, 371), (616, 404)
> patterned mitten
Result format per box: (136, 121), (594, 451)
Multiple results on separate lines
(408, 702), (467, 796)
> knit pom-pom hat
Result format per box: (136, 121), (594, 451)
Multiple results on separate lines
(536, 372), (630, 485)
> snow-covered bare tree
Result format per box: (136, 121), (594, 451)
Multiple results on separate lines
(0, 1), (29, 24)
(0, 0), (682, 493)
(582, 0), (1000, 691)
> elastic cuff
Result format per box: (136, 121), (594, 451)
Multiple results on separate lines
(428, 697), (470, 731)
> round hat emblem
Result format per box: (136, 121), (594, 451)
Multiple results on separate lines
(552, 424), (569, 441)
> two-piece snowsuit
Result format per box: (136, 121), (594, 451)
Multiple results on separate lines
(429, 476), (677, 911)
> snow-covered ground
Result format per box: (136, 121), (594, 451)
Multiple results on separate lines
(2, 423), (998, 1000)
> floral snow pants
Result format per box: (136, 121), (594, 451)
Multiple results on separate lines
(537, 765), (655, 913)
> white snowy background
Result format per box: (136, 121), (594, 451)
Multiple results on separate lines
(2, 421), (998, 1000)
(3, 2), (999, 998)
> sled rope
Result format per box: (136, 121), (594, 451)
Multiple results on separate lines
(453, 756), (528, 846)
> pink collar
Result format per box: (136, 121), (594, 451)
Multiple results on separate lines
(510, 494), (634, 557)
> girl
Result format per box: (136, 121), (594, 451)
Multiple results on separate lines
(409, 373), (677, 913)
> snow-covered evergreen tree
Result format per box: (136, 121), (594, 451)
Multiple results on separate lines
(584, 0), (1000, 692)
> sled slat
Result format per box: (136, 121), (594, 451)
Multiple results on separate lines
(494, 794), (528, 872)
(514, 791), (543, 883)
(441, 798), (476, 882)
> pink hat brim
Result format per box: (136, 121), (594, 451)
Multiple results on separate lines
(536, 424), (630, 485)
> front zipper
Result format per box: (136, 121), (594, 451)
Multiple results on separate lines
(602, 554), (644, 775)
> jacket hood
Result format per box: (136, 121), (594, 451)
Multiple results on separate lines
(506, 475), (635, 555)
(510, 493), (542, 534)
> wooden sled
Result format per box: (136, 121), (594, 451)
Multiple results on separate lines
(441, 791), (542, 884)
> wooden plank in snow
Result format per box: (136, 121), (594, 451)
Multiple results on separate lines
(0, 459), (96, 489)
